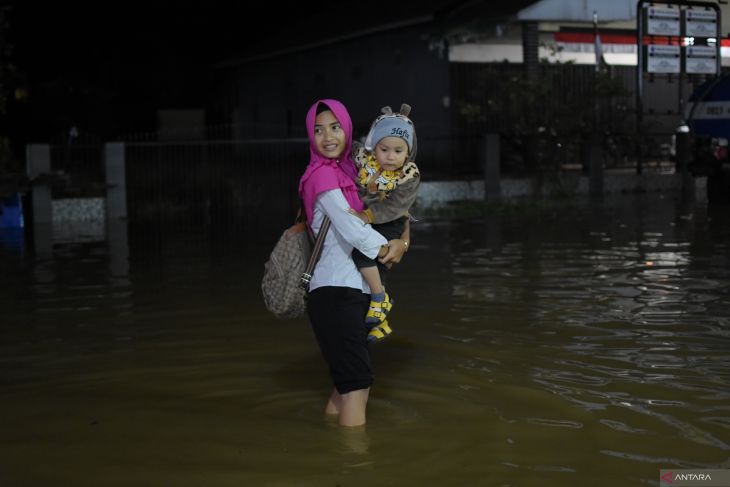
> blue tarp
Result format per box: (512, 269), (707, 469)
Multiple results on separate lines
(0, 193), (24, 228)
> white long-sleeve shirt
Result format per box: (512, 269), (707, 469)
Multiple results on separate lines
(308, 189), (388, 293)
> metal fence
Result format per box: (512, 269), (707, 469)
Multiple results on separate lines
(448, 61), (682, 175)
(43, 73), (698, 236)
(45, 61), (720, 201)
(44, 130), (685, 233)
(124, 139), (308, 235)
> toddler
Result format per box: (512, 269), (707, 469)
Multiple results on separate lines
(351, 104), (420, 343)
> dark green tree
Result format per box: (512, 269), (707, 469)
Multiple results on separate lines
(457, 58), (630, 195)
(0, 5), (25, 197)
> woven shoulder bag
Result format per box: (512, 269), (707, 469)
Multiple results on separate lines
(261, 216), (330, 318)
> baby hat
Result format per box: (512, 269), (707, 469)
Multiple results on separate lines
(364, 104), (417, 161)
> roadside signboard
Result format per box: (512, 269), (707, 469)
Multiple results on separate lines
(685, 45), (718, 74)
(684, 8), (718, 38)
(646, 6), (681, 36)
(646, 44), (681, 73)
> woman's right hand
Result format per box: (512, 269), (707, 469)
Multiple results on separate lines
(377, 244), (389, 259)
(379, 239), (407, 266)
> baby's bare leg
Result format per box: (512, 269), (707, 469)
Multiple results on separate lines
(360, 266), (384, 294)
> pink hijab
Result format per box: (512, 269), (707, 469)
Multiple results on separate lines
(299, 99), (364, 225)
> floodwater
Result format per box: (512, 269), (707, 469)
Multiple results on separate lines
(1, 193), (729, 486)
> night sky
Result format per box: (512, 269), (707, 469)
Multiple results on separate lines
(2, 2), (325, 146)
(2, 0), (460, 154)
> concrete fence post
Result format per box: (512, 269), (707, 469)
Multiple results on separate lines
(588, 134), (604, 197)
(26, 144), (52, 223)
(104, 142), (129, 277)
(104, 142), (127, 220)
(25, 144), (53, 255)
(674, 124), (693, 201)
(484, 133), (501, 201)
(521, 21), (539, 82)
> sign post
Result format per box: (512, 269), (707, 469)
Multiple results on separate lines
(636, 0), (721, 174)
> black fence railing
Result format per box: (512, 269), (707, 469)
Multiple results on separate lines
(446, 61), (688, 177)
(41, 129), (685, 240)
(124, 139), (308, 235)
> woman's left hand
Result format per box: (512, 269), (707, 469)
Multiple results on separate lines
(378, 239), (408, 265)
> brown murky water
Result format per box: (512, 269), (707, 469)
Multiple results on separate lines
(1, 193), (729, 486)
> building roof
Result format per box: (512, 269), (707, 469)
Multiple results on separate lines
(214, 0), (542, 68)
(214, 0), (460, 68)
(517, 0), (636, 22)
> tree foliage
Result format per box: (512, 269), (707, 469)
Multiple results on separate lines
(457, 59), (631, 186)
(0, 6), (22, 185)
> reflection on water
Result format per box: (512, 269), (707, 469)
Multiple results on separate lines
(1, 193), (730, 486)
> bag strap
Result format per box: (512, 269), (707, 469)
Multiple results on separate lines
(295, 202), (315, 246)
(300, 215), (330, 290)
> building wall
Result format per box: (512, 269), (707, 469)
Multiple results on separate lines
(227, 23), (452, 141)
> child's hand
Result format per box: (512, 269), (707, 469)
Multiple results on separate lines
(366, 170), (381, 194)
(347, 208), (370, 224)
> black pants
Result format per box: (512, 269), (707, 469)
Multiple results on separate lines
(352, 216), (406, 287)
(306, 286), (372, 394)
